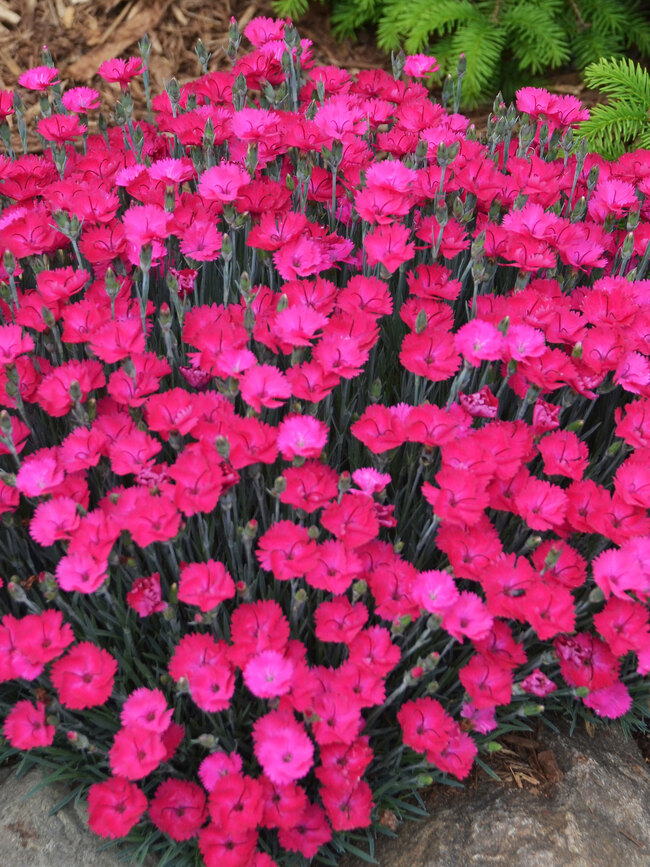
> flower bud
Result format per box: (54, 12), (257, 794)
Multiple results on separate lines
(175, 676), (190, 694)
(435, 200), (448, 227)
(7, 580), (28, 603)
(391, 49), (406, 80)
(165, 77), (181, 107)
(67, 731), (90, 750)
(522, 703), (545, 715)
(352, 579), (367, 601)
(272, 476), (287, 496)
(607, 439), (622, 456)
(215, 436), (230, 460)
(41, 306), (56, 328)
(587, 165), (600, 190)
(195, 39), (211, 73)
(415, 309), (428, 334)
(158, 302), (172, 330)
(0, 410), (13, 437)
(69, 380), (82, 403)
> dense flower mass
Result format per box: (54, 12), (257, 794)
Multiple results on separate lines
(0, 20), (648, 867)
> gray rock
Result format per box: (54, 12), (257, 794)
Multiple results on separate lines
(0, 766), (140, 867)
(342, 722), (650, 867)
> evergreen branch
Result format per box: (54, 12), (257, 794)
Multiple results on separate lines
(272, 0), (312, 20)
(501, 5), (570, 73)
(377, 0), (476, 53)
(583, 57), (650, 103)
(625, 12), (650, 56)
(570, 28), (624, 70)
(331, 0), (377, 38)
(581, 0), (629, 35)
(579, 100), (650, 159)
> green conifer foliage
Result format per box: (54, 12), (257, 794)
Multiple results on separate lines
(580, 57), (650, 158)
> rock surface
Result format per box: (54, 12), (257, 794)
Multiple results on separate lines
(342, 721), (650, 867)
(0, 766), (135, 867)
(1, 722), (648, 866)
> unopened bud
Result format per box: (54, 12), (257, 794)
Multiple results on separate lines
(159, 302), (172, 328)
(69, 380), (82, 402)
(0, 410), (13, 437)
(218, 234), (233, 266)
(166, 77), (181, 107)
(352, 579), (367, 601)
(41, 306), (56, 328)
(215, 436), (230, 460)
(269, 476), (285, 498)
(587, 165), (600, 190)
(415, 309), (428, 334)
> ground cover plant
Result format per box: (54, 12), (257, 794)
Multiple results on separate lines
(0, 16), (648, 867)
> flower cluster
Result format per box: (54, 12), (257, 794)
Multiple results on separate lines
(0, 18), (648, 867)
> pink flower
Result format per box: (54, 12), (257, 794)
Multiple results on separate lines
(398, 697), (456, 756)
(582, 681), (632, 718)
(198, 163), (250, 202)
(55, 551), (107, 594)
(18, 66), (60, 91)
(9, 610), (74, 667)
(277, 802), (332, 858)
(37, 115), (87, 144)
(149, 779), (207, 841)
(253, 709), (314, 786)
(0, 89), (15, 121)
(520, 668), (558, 697)
(97, 57), (144, 91)
(404, 54), (439, 77)
(0, 324), (34, 364)
(199, 752), (242, 792)
(3, 699), (55, 749)
(62, 86), (101, 113)
(120, 688), (172, 733)
(243, 650), (295, 698)
(454, 319), (505, 366)
(15, 448), (65, 498)
(320, 779), (374, 830)
(198, 752), (243, 792)
(364, 223), (415, 272)
(179, 220), (223, 262)
(50, 642), (117, 709)
(87, 777), (147, 839)
(177, 560), (235, 612)
(276, 414), (328, 460)
(126, 574), (167, 617)
(460, 702), (498, 734)
(109, 727), (167, 780)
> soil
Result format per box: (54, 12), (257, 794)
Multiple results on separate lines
(0, 0), (604, 136)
